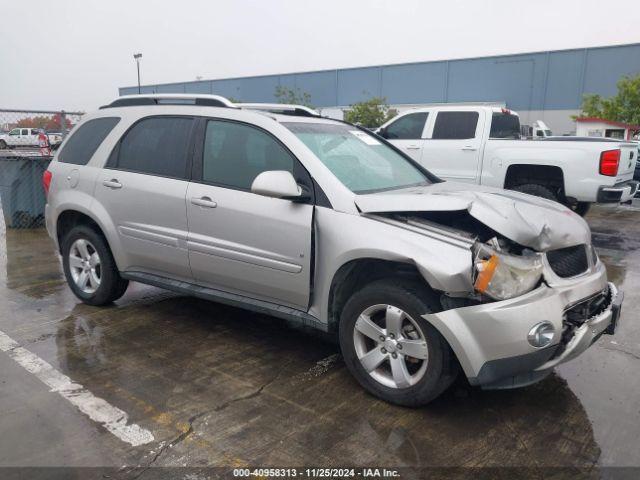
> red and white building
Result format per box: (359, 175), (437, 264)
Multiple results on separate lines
(575, 117), (640, 140)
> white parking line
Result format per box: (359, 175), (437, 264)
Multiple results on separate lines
(0, 329), (154, 447)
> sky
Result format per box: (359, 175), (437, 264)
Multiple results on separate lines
(1, 0), (639, 112)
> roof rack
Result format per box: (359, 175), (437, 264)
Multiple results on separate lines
(101, 94), (237, 109)
(237, 103), (320, 117)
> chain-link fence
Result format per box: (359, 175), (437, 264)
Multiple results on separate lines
(0, 108), (84, 229)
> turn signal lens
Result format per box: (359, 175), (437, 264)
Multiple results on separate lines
(473, 245), (543, 300)
(474, 254), (499, 293)
(42, 170), (52, 196)
(599, 149), (620, 176)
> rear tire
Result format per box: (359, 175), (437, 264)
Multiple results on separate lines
(511, 183), (558, 202)
(339, 279), (458, 406)
(570, 202), (591, 217)
(61, 225), (128, 306)
(0, 140), (7, 149)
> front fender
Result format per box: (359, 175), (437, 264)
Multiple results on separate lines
(310, 208), (474, 324)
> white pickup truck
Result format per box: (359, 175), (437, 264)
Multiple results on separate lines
(0, 128), (62, 150)
(377, 106), (639, 215)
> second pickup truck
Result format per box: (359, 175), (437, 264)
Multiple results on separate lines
(377, 106), (639, 215)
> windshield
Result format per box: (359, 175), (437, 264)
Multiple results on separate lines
(489, 113), (521, 139)
(283, 122), (431, 193)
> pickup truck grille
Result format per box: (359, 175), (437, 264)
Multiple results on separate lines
(547, 244), (588, 278)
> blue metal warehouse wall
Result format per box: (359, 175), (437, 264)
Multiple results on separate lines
(119, 43), (640, 110)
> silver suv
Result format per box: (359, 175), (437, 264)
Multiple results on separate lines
(44, 94), (623, 406)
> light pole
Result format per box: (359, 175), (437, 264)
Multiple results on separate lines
(133, 53), (142, 94)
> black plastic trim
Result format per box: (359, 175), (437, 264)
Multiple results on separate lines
(468, 345), (559, 387)
(121, 271), (328, 332)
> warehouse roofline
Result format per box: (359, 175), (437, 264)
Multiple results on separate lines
(119, 42), (640, 91)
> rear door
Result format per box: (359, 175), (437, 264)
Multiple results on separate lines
(94, 115), (195, 280)
(419, 109), (484, 182)
(186, 118), (313, 309)
(380, 111), (429, 162)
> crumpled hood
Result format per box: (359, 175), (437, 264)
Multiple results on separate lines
(355, 182), (591, 251)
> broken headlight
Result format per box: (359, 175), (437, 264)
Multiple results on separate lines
(473, 243), (543, 300)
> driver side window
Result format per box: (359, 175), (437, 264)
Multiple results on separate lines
(383, 112), (428, 140)
(202, 120), (296, 190)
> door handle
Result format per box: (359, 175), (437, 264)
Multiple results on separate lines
(461, 146), (477, 151)
(406, 144), (421, 150)
(191, 196), (217, 208)
(102, 179), (122, 189)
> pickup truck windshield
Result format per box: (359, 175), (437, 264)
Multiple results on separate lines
(490, 113), (521, 139)
(283, 122), (430, 193)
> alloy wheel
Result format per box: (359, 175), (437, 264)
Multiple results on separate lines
(68, 238), (101, 294)
(353, 304), (429, 389)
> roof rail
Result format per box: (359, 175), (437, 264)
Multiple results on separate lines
(101, 94), (237, 109)
(237, 103), (320, 117)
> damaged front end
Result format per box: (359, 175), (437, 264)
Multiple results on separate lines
(355, 183), (622, 388)
(355, 183), (594, 302)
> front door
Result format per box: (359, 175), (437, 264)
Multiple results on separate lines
(419, 109), (484, 183)
(94, 116), (195, 280)
(381, 111), (429, 162)
(187, 119), (313, 309)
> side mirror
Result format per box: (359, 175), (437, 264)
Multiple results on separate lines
(377, 127), (387, 138)
(251, 170), (308, 201)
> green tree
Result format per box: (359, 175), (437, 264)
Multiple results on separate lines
(344, 96), (397, 128)
(576, 74), (640, 129)
(274, 86), (313, 108)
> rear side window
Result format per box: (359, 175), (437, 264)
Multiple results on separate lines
(490, 113), (521, 139)
(202, 120), (295, 190)
(59, 117), (120, 165)
(432, 111), (479, 140)
(114, 116), (193, 178)
(384, 112), (428, 140)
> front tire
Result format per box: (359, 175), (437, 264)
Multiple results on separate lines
(61, 225), (128, 306)
(339, 280), (457, 406)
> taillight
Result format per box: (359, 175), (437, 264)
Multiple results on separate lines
(599, 149), (620, 176)
(42, 170), (52, 196)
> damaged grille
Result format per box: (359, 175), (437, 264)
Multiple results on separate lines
(564, 286), (611, 327)
(546, 244), (588, 278)
(554, 286), (612, 356)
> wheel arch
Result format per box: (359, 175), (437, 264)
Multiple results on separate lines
(504, 164), (565, 193)
(326, 257), (440, 333)
(55, 207), (123, 269)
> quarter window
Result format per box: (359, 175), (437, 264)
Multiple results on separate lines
(202, 120), (295, 190)
(384, 112), (428, 140)
(59, 117), (120, 165)
(432, 111), (479, 140)
(115, 116), (193, 178)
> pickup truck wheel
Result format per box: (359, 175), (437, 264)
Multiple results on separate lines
(511, 183), (558, 202)
(570, 202), (591, 217)
(61, 225), (129, 306)
(339, 280), (457, 406)
(0, 140), (7, 149)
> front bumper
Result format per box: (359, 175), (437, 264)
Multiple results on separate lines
(423, 262), (622, 388)
(597, 179), (639, 203)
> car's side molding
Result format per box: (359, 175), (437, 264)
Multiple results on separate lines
(120, 271), (328, 333)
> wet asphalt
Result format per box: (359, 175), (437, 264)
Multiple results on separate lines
(0, 202), (639, 478)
